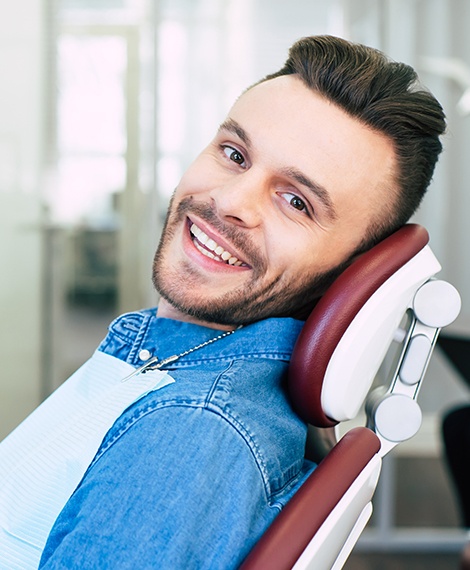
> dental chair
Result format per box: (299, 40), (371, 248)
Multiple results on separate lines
(240, 224), (461, 570)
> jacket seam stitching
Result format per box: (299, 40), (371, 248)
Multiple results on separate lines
(89, 400), (297, 505)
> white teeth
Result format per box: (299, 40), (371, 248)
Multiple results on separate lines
(190, 223), (245, 267)
(198, 232), (209, 245)
(191, 224), (202, 237)
(194, 240), (217, 260)
(206, 238), (217, 251)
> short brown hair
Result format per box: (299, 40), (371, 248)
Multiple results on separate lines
(260, 35), (446, 251)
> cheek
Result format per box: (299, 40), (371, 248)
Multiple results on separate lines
(268, 228), (351, 279)
(175, 172), (201, 198)
(266, 230), (317, 275)
(176, 155), (221, 197)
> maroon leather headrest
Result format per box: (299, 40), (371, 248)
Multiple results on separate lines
(288, 224), (429, 427)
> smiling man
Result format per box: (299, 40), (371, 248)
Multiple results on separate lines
(37, 36), (445, 569)
(153, 75), (397, 326)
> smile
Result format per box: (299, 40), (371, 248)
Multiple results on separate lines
(189, 223), (248, 267)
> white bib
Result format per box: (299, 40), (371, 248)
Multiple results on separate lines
(0, 350), (174, 570)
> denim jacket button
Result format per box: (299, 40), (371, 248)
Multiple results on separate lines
(138, 349), (152, 361)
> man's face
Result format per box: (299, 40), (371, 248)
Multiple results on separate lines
(153, 75), (396, 327)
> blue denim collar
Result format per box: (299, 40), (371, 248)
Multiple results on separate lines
(115, 308), (305, 368)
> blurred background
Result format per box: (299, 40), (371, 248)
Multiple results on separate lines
(1, 0), (470, 567)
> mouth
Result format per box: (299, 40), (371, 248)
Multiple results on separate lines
(189, 221), (249, 267)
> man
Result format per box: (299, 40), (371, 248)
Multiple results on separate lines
(30, 35), (445, 568)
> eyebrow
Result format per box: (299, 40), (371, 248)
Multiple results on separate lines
(218, 118), (338, 222)
(218, 118), (252, 148)
(281, 167), (338, 221)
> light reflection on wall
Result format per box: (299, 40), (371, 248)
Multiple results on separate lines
(156, 20), (187, 200)
(52, 34), (127, 226)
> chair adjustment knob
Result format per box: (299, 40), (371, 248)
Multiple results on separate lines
(413, 280), (461, 328)
(374, 394), (422, 442)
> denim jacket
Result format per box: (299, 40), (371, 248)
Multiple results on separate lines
(39, 309), (315, 569)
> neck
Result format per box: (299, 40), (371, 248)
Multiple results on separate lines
(156, 298), (236, 332)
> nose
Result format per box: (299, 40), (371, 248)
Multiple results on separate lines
(211, 169), (267, 228)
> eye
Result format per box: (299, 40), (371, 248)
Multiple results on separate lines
(222, 145), (246, 167)
(281, 192), (308, 213)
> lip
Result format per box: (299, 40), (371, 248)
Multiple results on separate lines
(184, 216), (252, 271)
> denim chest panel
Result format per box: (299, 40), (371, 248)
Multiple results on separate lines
(96, 309), (307, 500)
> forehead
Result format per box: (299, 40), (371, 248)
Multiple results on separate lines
(226, 75), (397, 229)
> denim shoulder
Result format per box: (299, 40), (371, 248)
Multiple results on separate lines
(97, 308), (156, 363)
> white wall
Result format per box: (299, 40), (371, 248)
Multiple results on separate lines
(0, 1), (46, 437)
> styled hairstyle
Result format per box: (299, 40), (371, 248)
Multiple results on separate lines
(260, 35), (446, 251)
